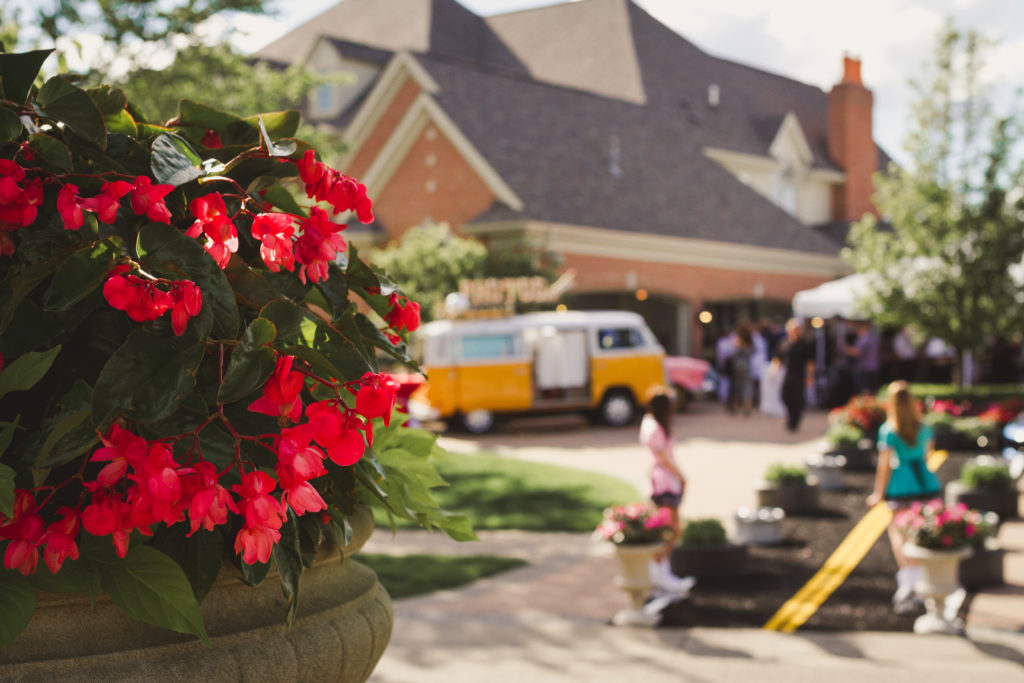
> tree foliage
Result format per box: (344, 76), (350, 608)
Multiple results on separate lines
(844, 20), (1024, 381)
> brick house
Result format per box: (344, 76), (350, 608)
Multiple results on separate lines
(258, 0), (888, 357)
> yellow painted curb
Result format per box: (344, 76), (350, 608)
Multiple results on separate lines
(763, 450), (948, 632)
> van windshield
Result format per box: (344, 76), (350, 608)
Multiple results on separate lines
(597, 327), (642, 350)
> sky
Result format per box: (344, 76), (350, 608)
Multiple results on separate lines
(228, 0), (1024, 166)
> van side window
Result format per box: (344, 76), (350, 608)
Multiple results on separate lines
(461, 334), (517, 359)
(597, 327), (642, 350)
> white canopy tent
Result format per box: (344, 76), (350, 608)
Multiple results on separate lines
(791, 273), (870, 320)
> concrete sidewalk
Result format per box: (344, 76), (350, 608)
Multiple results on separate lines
(364, 404), (1024, 682)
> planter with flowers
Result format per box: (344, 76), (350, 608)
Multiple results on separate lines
(0, 49), (471, 679)
(755, 464), (819, 514)
(669, 517), (746, 581)
(825, 395), (885, 470)
(895, 500), (981, 635)
(945, 458), (1019, 521)
(594, 504), (672, 610)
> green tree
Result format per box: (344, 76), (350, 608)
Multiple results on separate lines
(844, 21), (1024, 384)
(371, 223), (488, 322)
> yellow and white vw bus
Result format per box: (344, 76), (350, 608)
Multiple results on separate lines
(408, 310), (667, 433)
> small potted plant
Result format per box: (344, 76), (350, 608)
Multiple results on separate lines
(594, 504), (673, 609)
(958, 511), (1004, 590)
(669, 517), (747, 580)
(946, 458), (1019, 520)
(895, 499), (980, 634)
(755, 464), (819, 513)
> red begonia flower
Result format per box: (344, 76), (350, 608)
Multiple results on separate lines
(183, 462), (237, 536)
(295, 151), (374, 223)
(41, 507), (80, 574)
(103, 271), (174, 322)
(91, 423), (149, 488)
(306, 400), (368, 466)
(249, 355), (305, 422)
(57, 183), (85, 231)
(355, 372), (399, 426)
(294, 207), (346, 284)
(130, 175), (174, 223)
(385, 293), (421, 333)
(0, 490), (45, 576)
(82, 180), (132, 224)
(0, 160), (43, 233)
(169, 280), (203, 336)
(186, 192), (238, 269)
(274, 421), (328, 516)
(232, 471), (287, 564)
(200, 129), (222, 148)
(250, 212), (296, 272)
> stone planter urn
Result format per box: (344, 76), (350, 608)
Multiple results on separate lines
(755, 479), (819, 514)
(959, 543), (1005, 590)
(669, 543), (747, 581)
(806, 454), (847, 491)
(733, 506), (785, 545)
(903, 542), (972, 635)
(612, 543), (662, 608)
(0, 506), (392, 682)
(945, 480), (1020, 520)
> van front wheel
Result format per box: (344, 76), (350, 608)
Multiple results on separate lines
(461, 410), (495, 434)
(599, 391), (636, 427)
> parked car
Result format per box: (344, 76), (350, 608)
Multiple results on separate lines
(664, 355), (713, 410)
(408, 310), (667, 433)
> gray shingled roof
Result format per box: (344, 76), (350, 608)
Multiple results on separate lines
(416, 52), (843, 255)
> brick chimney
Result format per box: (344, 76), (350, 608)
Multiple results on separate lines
(827, 56), (877, 221)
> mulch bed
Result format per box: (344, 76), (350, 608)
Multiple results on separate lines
(660, 453), (974, 631)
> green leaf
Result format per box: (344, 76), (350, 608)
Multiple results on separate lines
(218, 318), (277, 404)
(27, 132), (72, 170)
(35, 410), (91, 469)
(317, 264), (350, 316)
(239, 556), (271, 587)
(97, 545), (209, 644)
(272, 509), (303, 627)
(178, 99), (243, 132)
(224, 260), (286, 311)
(0, 345), (61, 401)
(0, 106), (23, 142)
(150, 133), (203, 187)
(86, 85), (127, 115)
(0, 571), (35, 648)
(259, 299), (309, 346)
(44, 238), (121, 311)
(0, 462), (16, 517)
(245, 110), (299, 140)
(91, 329), (205, 425)
(261, 185), (307, 217)
(432, 513), (478, 542)
(137, 222), (239, 338)
(0, 258), (61, 334)
(150, 525), (223, 603)
(104, 108), (137, 137)
(35, 75), (106, 143)
(28, 556), (101, 600)
(0, 48), (54, 104)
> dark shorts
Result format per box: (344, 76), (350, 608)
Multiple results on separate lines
(652, 492), (683, 508)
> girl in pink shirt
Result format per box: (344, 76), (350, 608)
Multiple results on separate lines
(639, 389), (686, 562)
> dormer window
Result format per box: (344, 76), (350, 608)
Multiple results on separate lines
(774, 164), (797, 214)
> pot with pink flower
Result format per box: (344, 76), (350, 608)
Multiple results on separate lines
(895, 499), (981, 635)
(0, 50), (472, 680)
(594, 504), (673, 613)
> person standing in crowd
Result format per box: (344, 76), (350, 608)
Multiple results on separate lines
(846, 321), (881, 394)
(715, 329), (735, 406)
(728, 323), (755, 416)
(866, 380), (942, 613)
(773, 318), (815, 432)
(639, 388), (688, 587)
(892, 327), (918, 382)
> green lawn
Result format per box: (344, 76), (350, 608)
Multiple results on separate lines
(375, 450), (641, 533)
(356, 553), (528, 599)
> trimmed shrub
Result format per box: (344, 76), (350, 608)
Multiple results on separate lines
(962, 463), (1015, 491)
(680, 518), (728, 547)
(764, 464), (808, 487)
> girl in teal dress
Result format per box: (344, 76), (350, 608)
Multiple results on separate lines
(866, 380), (942, 612)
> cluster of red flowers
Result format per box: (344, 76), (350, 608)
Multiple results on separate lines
(385, 293), (421, 335)
(0, 363), (399, 572)
(931, 397), (1022, 425)
(829, 394), (887, 433)
(0, 160), (43, 256)
(103, 265), (203, 335)
(297, 150), (373, 224)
